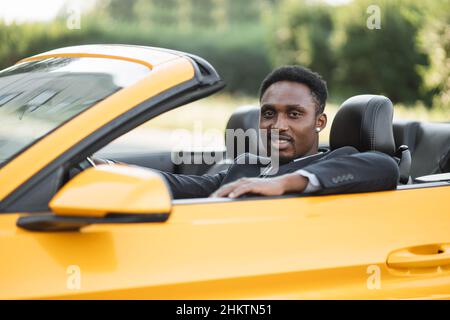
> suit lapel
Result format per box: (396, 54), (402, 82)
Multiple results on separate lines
(260, 151), (329, 177)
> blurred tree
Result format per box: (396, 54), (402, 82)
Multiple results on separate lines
(104, 0), (267, 31)
(266, 0), (336, 86)
(419, 0), (450, 111)
(178, 0), (193, 32)
(228, 0), (263, 26)
(107, 0), (139, 22)
(334, 0), (428, 104)
(0, 22), (25, 67)
(212, 0), (227, 32)
(190, 0), (216, 28)
(133, 0), (153, 28)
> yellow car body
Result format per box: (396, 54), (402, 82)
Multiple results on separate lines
(0, 45), (450, 299)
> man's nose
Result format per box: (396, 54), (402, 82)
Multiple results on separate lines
(273, 114), (289, 131)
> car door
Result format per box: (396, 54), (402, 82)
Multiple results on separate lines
(2, 181), (450, 299)
(166, 183), (450, 300)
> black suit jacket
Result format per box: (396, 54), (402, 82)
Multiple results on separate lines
(159, 146), (399, 199)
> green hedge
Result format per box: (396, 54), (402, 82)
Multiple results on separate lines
(0, 18), (271, 96)
(95, 23), (273, 95)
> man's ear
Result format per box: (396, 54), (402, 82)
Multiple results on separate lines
(316, 113), (327, 131)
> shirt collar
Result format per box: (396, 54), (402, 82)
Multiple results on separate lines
(293, 151), (323, 162)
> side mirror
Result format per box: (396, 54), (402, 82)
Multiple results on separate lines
(17, 165), (172, 232)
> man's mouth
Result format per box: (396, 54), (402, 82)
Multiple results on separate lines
(270, 134), (293, 150)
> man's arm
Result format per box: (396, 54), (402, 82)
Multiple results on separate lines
(92, 157), (228, 199)
(211, 151), (399, 198)
(300, 151), (399, 195)
(158, 170), (228, 199)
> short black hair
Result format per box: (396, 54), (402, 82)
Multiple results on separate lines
(259, 65), (328, 114)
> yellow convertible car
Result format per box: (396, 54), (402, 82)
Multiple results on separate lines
(0, 45), (449, 299)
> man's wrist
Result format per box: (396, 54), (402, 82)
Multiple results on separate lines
(279, 173), (309, 194)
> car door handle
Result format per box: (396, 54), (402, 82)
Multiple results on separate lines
(387, 244), (450, 269)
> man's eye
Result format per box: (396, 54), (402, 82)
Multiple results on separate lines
(289, 111), (302, 118)
(262, 111), (274, 118)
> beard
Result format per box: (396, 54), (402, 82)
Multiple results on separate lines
(278, 154), (295, 165)
(265, 142), (295, 164)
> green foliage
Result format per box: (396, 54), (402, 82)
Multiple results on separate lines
(334, 0), (429, 104)
(93, 21), (272, 94)
(106, 0), (139, 22)
(267, 0), (336, 84)
(418, 0), (450, 112)
(0, 18), (106, 69)
(268, 0), (441, 106)
(0, 0), (448, 111)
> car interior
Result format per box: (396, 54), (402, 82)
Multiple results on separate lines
(2, 93), (449, 214)
(94, 94), (450, 189)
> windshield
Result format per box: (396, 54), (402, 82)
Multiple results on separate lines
(0, 57), (150, 168)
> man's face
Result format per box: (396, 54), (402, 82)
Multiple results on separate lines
(259, 81), (326, 163)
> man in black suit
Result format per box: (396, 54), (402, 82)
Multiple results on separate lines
(159, 66), (400, 199)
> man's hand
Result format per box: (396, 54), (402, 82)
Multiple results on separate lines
(209, 173), (309, 198)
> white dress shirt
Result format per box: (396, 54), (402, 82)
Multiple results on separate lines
(293, 153), (322, 193)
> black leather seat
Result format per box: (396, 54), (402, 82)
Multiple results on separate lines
(330, 95), (396, 155)
(393, 121), (450, 178)
(206, 105), (260, 174)
(393, 121), (420, 155)
(331, 95), (413, 183)
(223, 105), (261, 158)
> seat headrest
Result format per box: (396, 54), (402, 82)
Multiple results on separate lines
(330, 95), (396, 155)
(226, 105), (260, 133)
(225, 105), (260, 158)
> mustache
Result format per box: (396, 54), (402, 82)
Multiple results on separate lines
(267, 133), (294, 141)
